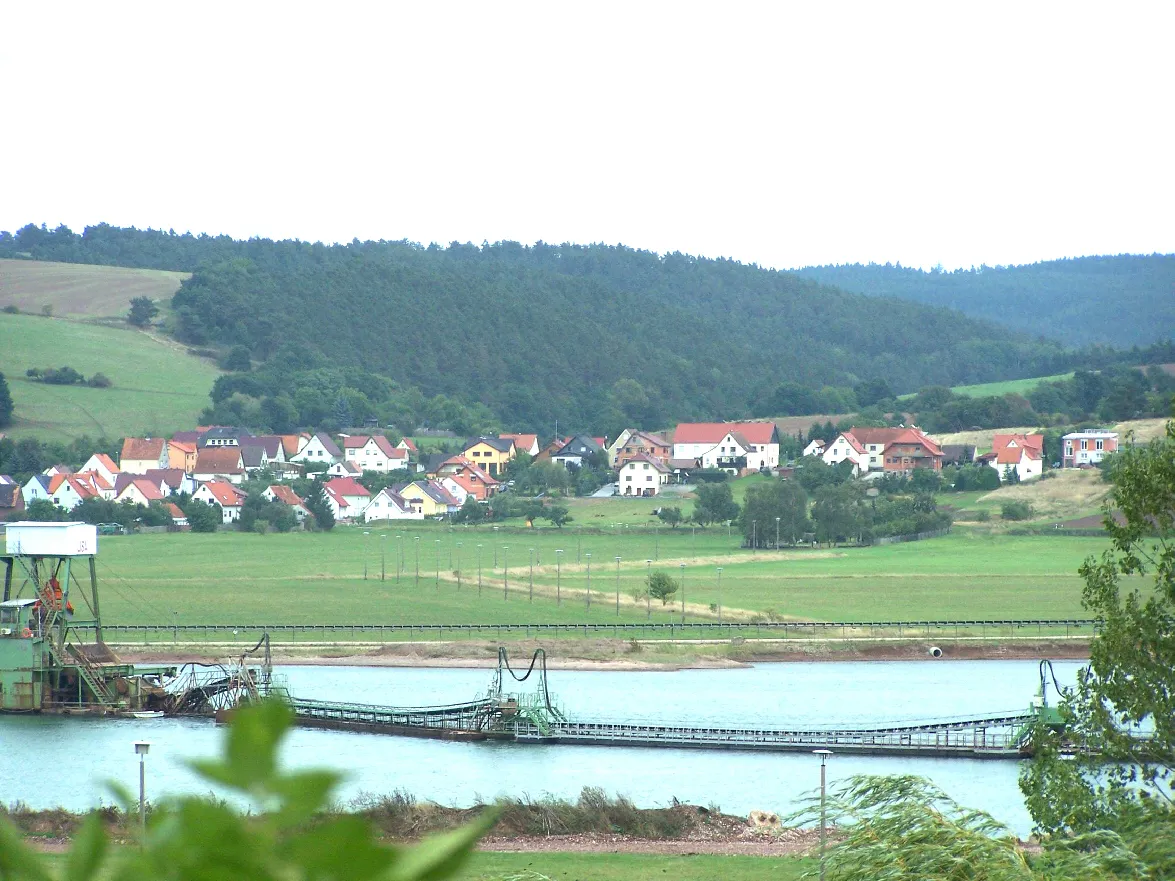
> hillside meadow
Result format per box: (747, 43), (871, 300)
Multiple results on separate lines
(0, 257), (187, 318)
(89, 526), (1108, 627)
(0, 312), (220, 442)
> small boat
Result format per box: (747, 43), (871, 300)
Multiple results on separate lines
(128, 710), (164, 719)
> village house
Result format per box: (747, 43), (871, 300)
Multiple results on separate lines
(193, 447), (246, 485)
(609, 430), (671, 468)
(115, 477), (166, 507)
(823, 427), (944, 474)
(48, 473), (109, 510)
(322, 477), (371, 519)
(982, 434), (1044, 482)
(441, 469), (495, 503)
(618, 453), (671, 496)
(551, 435), (602, 470)
(21, 474), (52, 506)
(342, 435), (410, 473)
(198, 426), (254, 447)
(671, 422), (781, 472)
(167, 440), (198, 473)
(120, 437), (169, 474)
(461, 437), (516, 477)
(0, 477), (24, 521)
(1062, 429), (1118, 468)
(395, 480), (460, 517)
(820, 432), (868, 475)
(499, 433), (540, 457)
(165, 502), (189, 529)
(802, 438), (826, 458)
(433, 456), (499, 497)
(262, 485), (311, 522)
(80, 453), (120, 486)
(360, 488), (422, 522)
(191, 481), (247, 524)
(326, 460), (363, 478)
(42, 464), (73, 478)
(291, 432), (343, 466)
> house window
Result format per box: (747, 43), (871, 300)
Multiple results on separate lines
(643, 463), (649, 469)
(1096, 439), (1103, 450)
(1080, 440), (1088, 450)
(647, 476), (653, 481)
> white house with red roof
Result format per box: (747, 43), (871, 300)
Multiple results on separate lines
(341, 435), (410, 473)
(262, 485), (311, 522)
(824, 427), (943, 474)
(192, 481), (247, 524)
(821, 433), (868, 475)
(499, 433), (540, 457)
(671, 422), (780, 472)
(291, 432), (343, 466)
(323, 477), (370, 520)
(80, 453), (120, 486)
(618, 453), (671, 496)
(359, 488), (423, 522)
(115, 478), (166, 507)
(983, 434), (1044, 482)
(433, 456), (499, 498)
(120, 437), (169, 474)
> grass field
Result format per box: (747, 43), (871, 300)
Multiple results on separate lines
(85, 526), (1109, 627)
(948, 373), (1073, 398)
(0, 258), (188, 319)
(454, 852), (811, 880)
(0, 312), (220, 441)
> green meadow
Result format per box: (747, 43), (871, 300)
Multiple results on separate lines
(0, 312), (220, 442)
(88, 525), (1107, 627)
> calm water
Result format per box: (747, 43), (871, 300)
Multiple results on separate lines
(0, 660), (1081, 835)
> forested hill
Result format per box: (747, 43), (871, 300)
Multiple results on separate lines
(793, 256), (1175, 349)
(0, 224), (1077, 433)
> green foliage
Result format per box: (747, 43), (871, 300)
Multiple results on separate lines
(0, 700), (494, 881)
(304, 479), (335, 531)
(451, 496), (485, 524)
(811, 483), (866, 545)
(740, 480), (808, 547)
(1020, 418), (1175, 875)
(1000, 501), (1034, 521)
(691, 482), (739, 526)
(656, 506), (683, 528)
(31, 365), (85, 386)
(219, 345), (252, 372)
(181, 499), (220, 533)
(127, 296), (158, 327)
(951, 464), (1002, 492)
(23, 498), (65, 521)
(544, 502), (572, 529)
(645, 570), (679, 604)
(239, 494), (296, 533)
(0, 371), (12, 428)
(86, 372), (112, 389)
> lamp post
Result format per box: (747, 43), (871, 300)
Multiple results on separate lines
(396, 534), (403, 583)
(477, 544), (483, 595)
(435, 539), (440, 588)
(716, 567), (723, 624)
(456, 542), (462, 590)
(529, 548), (535, 603)
(752, 520), (757, 551)
(654, 526), (659, 561)
(134, 741), (151, 836)
(493, 526), (499, 567)
(172, 610), (178, 644)
(679, 562), (686, 623)
(503, 546), (509, 600)
(645, 559), (652, 619)
(380, 534), (386, 582)
(614, 556), (621, 615)
(584, 553), (592, 610)
(413, 536), (420, 585)
(814, 750), (833, 881)
(555, 549), (563, 606)
(775, 516), (781, 550)
(363, 530), (370, 580)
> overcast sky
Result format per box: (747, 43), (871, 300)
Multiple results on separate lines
(3, 3), (1171, 270)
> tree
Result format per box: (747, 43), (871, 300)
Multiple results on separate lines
(183, 499), (221, 533)
(304, 479), (335, 531)
(646, 570), (680, 605)
(1020, 417), (1175, 869)
(453, 495), (485, 524)
(24, 499), (64, 521)
(999, 500), (1032, 521)
(811, 483), (864, 545)
(220, 345), (253, 372)
(692, 482), (739, 526)
(0, 371), (12, 428)
(741, 480), (808, 547)
(127, 296), (159, 326)
(656, 506), (683, 529)
(544, 501), (572, 529)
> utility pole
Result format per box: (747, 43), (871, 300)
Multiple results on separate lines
(555, 549), (563, 605)
(413, 536), (420, 586)
(814, 750), (832, 881)
(363, 530), (370, 580)
(646, 559), (652, 619)
(477, 544), (483, 595)
(717, 567), (723, 624)
(380, 534), (386, 582)
(680, 562), (686, 624)
(503, 546), (509, 600)
(585, 553), (592, 610)
(529, 548), (534, 603)
(614, 556), (621, 615)
(456, 542), (462, 590)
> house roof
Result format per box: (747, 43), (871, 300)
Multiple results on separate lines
(123, 478), (165, 502)
(313, 432), (343, 457)
(993, 434), (1043, 465)
(170, 431), (201, 445)
(323, 485), (349, 509)
(195, 447), (244, 474)
(622, 453), (670, 473)
(276, 435), (302, 457)
(500, 433), (538, 451)
(397, 437), (418, 452)
(49, 474), (101, 500)
(24, 474), (51, 491)
(0, 484), (21, 509)
(342, 435), (371, 449)
(464, 436), (515, 454)
(198, 426), (254, 445)
(554, 435), (601, 458)
(89, 453), (120, 473)
(397, 480), (458, 507)
(251, 436), (284, 457)
(836, 432), (868, 455)
(626, 430), (670, 448)
(266, 485), (304, 506)
(167, 440), (197, 455)
(672, 422), (779, 445)
(144, 468), (186, 489)
(668, 458), (698, 470)
(165, 502), (186, 520)
(332, 461), (362, 475)
(239, 444), (267, 469)
(849, 426), (943, 457)
(324, 477), (370, 498)
(370, 487), (412, 512)
(201, 481), (245, 507)
(121, 437), (166, 462)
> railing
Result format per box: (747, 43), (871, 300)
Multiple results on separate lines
(85, 619), (1098, 643)
(291, 696), (496, 732)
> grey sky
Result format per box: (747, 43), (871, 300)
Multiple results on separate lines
(3, 3), (1171, 269)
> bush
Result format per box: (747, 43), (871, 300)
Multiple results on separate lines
(1000, 500), (1033, 521)
(2, 304), (18, 314)
(86, 372), (112, 388)
(974, 509), (991, 522)
(691, 468), (730, 483)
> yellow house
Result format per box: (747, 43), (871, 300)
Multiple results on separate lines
(168, 440), (198, 474)
(396, 481), (457, 517)
(461, 437), (515, 477)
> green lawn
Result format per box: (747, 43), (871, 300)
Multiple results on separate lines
(455, 851), (812, 880)
(86, 526), (1107, 627)
(949, 373), (1073, 398)
(0, 312), (220, 442)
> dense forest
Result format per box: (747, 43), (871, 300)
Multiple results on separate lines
(0, 223), (1164, 435)
(793, 256), (1175, 348)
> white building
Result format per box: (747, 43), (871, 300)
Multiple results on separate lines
(291, 432), (343, 466)
(191, 481), (246, 524)
(821, 433), (868, 475)
(986, 434), (1044, 482)
(360, 488), (423, 522)
(1062, 430), (1119, 468)
(671, 422), (780, 472)
(342, 435), (410, 473)
(618, 454), (671, 496)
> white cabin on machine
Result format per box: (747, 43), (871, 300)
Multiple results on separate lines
(4, 522), (98, 557)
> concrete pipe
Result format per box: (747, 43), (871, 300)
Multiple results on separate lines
(928, 646), (943, 658)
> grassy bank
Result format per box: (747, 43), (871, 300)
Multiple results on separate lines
(89, 527), (1110, 627)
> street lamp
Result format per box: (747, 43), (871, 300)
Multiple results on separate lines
(503, 546), (509, 600)
(477, 543), (483, 595)
(775, 516), (781, 550)
(363, 530), (370, 580)
(555, 549), (563, 605)
(646, 559), (652, 619)
(134, 741), (151, 835)
(584, 553), (592, 610)
(529, 548), (535, 603)
(814, 750), (833, 881)
(679, 562), (686, 623)
(493, 526), (500, 567)
(380, 534), (386, 581)
(716, 567), (723, 624)
(614, 556), (622, 615)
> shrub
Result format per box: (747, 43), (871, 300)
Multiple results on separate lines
(1000, 500), (1033, 521)
(2, 304), (18, 314)
(974, 509), (991, 522)
(86, 372), (112, 388)
(40, 304), (53, 317)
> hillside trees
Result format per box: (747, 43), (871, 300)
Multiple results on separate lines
(304, 479), (335, 531)
(0, 371), (12, 427)
(127, 296), (159, 326)
(740, 480), (809, 547)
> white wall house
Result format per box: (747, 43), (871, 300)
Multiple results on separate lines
(191, 482), (246, 524)
(80, 454), (120, 486)
(291, 432), (343, 466)
(821, 433), (868, 475)
(1062, 430), (1119, 468)
(802, 439), (826, 458)
(671, 422), (780, 471)
(987, 434), (1044, 482)
(22, 475), (52, 506)
(120, 438), (169, 474)
(618, 454), (670, 496)
(343, 435), (410, 473)
(360, 489), (424, 522)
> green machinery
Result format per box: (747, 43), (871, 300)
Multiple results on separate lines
(1, 521), (174, 713)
